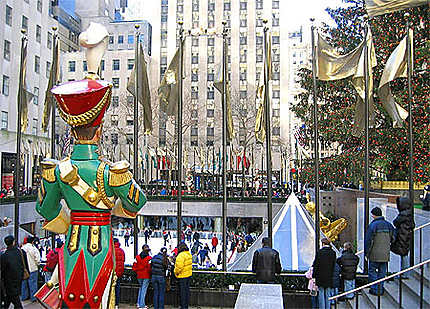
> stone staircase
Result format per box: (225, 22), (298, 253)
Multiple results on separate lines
(336, 265), (430, 308)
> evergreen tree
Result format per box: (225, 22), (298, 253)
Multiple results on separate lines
(292, 0), (429, 185)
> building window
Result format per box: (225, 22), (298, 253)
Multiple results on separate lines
(32, 119), (38, 136)
(272, 109), (280, 117)
(128, 34), (134, 44)
(128, 59), (134, 70)
(47, 32), (52, 49)
(192, 73), (199, 82)
(256, 54), (263, 62)
(191, 55), (198, 64)
(240, 71), (247, 80)
(6, 6), (12, 26)
(256, 0), (263, 9)
(36, 25), (42, 43)
(112, 96), (119, 107)
(240, 91), (247, 99)
(126, 134), (133, 144)
(256, 36), (263, 45)
(240, 19), (247, 27)
(83, 61), (87, 71)
(192, 2), (199, 12)
(118, 35), (124, 44)
(272, 72), (280, 80)
(113, 59), (120, 70)
(273, 127), (280, 136)
(2, 76), (9, 96)
(207, 109), (214, 118)
(22, 16), (28, 30)
(207, 90), (214, 99)
(192, 38), (199, 47)
(273, 17), (280, 27)
(273, 90), (280, 98)
(240, 2), (247, 10)
(37, 0), (42, 12)
(240, 36), (247, 45)
(68, 61), (75, 72)
(272, 36), (280, 44)
(273, 1), (280, 9)
(35, 56), (40, 74)
(208, 2), (215, 11)
(207, 127), (214, 137)
(4, 41), (10, 61)
(224, 2), (231, 11)
(127, 96), (134, 104)
(112, 78), (120, 88)
(46, 61), (51, 78)
(111, 133), (118, 145)
(109, 36), (114, 44)
(208, 55), (214, 64)
(207, 73), (214, 81)
(33, 87), (39, 105)
(191, 91), (198, 99)
(1, 112), (8, 130)
(191, 127), (198, 136)
(208, 38), (215, 46)
(101, 60), (105, 71)
(240, 54), (247, 63)
(111, 115), (119, 126)
(126, 116), (133, 126)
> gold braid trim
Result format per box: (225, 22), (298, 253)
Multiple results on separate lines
(41, 164), (56, 183)
(109, 171), (132, 187)
(96, 162), (115, 209)
(56, 85), (112, 126)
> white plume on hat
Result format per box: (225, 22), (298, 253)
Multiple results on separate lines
(79, 22), (109, 48)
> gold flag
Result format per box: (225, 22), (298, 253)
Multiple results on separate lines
(18, 39), (29, 132)
(214, 64), (234, 141)
(158, 40), (184, 117)
(127, 43), (152, 134)
(365, 0), (427, 17)
(317, 31), (377, 136)
(254, 74), (266, 143)
(42, 36), (60, 132)
(377, 29), (412, 127)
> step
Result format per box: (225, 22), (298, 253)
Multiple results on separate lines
(362, 286), (398, 309)
(343, 292), (373, 309)
(383, 278), (421, 308)
(392, 277), (430, 308)
(411, 264), (430, 289)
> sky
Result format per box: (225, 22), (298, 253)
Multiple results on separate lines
(124, 0), (345, 31)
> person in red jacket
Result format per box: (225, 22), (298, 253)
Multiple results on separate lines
(43, 240), (63, 282)
(132, 244), (152, 309)
(211, 234), (219, 253)
(114, 238), (125, 309)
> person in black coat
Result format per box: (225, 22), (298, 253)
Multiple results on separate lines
(420, 185), (430, 211)
(0, 235), (27, 308)
(151, 247), (169, 309)
(391, 197), (415, 278)
(337, 242), (359, 299)
(312, 238), (336, 309)
(252, 237), (282, 283)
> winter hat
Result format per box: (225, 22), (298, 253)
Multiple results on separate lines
(371, 207), (382, 217)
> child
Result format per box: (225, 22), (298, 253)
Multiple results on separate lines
(337, 242), (359, 299)
(305, 267), (318, 308)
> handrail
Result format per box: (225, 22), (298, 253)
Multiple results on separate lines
(415, 221), (430, 231)
(329, 258), (430, 301)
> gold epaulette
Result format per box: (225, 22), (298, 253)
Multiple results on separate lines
(109, 161), (132, 187)
(41, 159), (58, 183)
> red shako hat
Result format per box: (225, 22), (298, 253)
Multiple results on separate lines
(51, 79), (112, 127)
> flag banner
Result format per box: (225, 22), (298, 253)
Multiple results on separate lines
(214, 64), (234, 141)
(158, 40), (184, 116)
(377, 29), (412, 127)
(18, 39), (29, 131)
(254, 74), (266, 143)
(42, 36), (60, 132)
(365, 0), (427, 17)
(317, 31), (377, 136)
(127, 43), (152, 133)
(61, 129), (71, 157)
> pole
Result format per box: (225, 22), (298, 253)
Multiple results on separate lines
(212, 145), (215, 196)
(133, 24), (140, 257)
(363, 19), (370, 274)
(263, 20), (273, 246)
(176, 22), (184, 247)
(221, 21), (228, 270)
(14, 31), (27, 242)
(310, 19), (321, 255)
(405, 13), (414, 266)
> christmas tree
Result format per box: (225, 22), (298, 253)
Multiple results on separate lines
(292, 0), (429, 186)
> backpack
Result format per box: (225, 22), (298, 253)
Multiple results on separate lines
(45, 250), (59, 272)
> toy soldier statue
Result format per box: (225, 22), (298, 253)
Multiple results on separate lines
(35, 23), (146, 309)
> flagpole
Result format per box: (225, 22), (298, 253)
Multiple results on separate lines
(176, 21), (184, 247)
(263, 20), (273, 246)
(310, 19), (321, 255)
(14, 30), (27, 241)
(133, 24), (140, 257)
(221, 21), (229, 270)
(405, 12), (414, 266)
(51, 27), (58, 159)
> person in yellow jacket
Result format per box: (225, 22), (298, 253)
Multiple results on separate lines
(174, 242), (192, 309)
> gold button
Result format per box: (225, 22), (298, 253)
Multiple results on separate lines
(46, 281), (53, 288)
(79, 294), (85, 301)
(88, 191), (98, 202)
(69, 242), (74, 247)
(69, 293), (75, 301)
(58, 294), (62, 299)
(92, 244), (97, 249)
(92, 229), (99, 235)
(93, 296), (99, 302)
(72, 230), (76, 235)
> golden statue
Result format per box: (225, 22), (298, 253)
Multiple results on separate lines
(305, 197), (347, 242)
